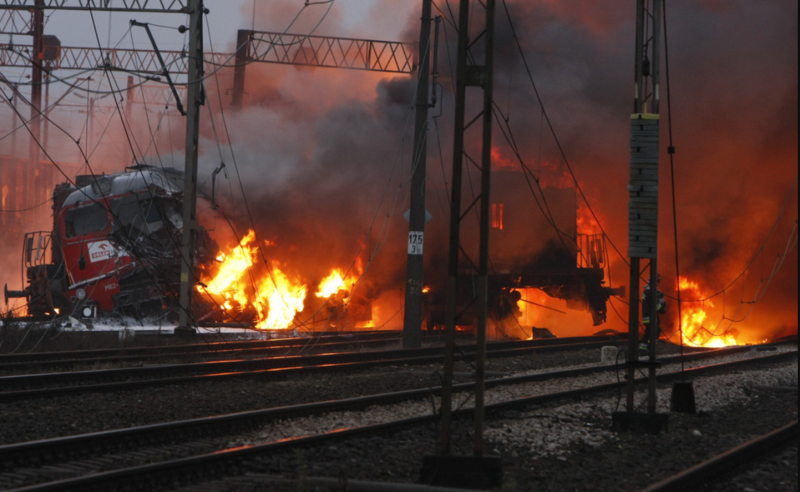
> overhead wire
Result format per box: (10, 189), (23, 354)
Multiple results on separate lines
(662, 0), (686, 371)
(500, 0), (633, 275)
(199, 0), (411, 332)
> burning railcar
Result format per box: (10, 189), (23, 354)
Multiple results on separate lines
(5, 166), (217, 319)
(424, 173), (624, 332)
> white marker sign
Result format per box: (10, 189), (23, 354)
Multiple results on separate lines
(408, 231), (424, 255)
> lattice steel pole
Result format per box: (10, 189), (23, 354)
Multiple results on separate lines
(440, 0), (495, 456)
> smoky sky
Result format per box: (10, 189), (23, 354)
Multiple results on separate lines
(190, 0), (797, 337)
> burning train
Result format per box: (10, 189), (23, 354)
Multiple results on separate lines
(5, 166), (217, 320)
(5, 163), (621, 339)
(423, 171), (625, 334)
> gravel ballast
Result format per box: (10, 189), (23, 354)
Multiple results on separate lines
(2, 342), (796, 491)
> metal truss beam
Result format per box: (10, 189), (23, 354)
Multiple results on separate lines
(0, 0), (188, 13)
(0, 43), (228, 74)
(0, 9), (30, 34)
(246, 31), (415, 74)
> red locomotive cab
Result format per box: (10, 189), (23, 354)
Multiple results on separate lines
(51, 168), (188, 318)
(7, 166), (217, 320)
(59, 199), (135, 313)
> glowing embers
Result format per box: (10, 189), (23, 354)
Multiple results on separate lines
(677, 276), (738, 348)
(491, 203), (504, 230)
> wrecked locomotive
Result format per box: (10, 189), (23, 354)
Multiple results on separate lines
(5, 166), (217, 320)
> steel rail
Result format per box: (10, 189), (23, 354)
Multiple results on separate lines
(640, 420), (798, 492)
(0, 330), (403, 365)
(0, 334), (410, 373)
(0, 332), (601, 365)
(2, 350), (795, 492)
(0, 337), (621, 396)
(0, 348), (794, 483)
(0, 340), (779, 402)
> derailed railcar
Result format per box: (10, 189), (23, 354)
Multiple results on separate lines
(5, 166), (217, 320)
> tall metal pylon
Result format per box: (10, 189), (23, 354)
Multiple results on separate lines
(439, 0), (496, 457)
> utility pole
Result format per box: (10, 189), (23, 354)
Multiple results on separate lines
(26, 0), (43, 211)
(177, 0), (204, 335)
(402, 0), (432, 349)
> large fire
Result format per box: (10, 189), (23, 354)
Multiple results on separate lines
(676, 276), (738, 348)
(316, 269), (349, 299)
(199, 230), (308, 329)
(199, 230), (374, 331)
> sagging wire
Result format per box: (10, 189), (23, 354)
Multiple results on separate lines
(71, 7), (206, 324)
(662, 0), (686, 375)
(500, 0), (633, 275)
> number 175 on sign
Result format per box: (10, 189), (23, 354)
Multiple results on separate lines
(408, 232), (424, 255)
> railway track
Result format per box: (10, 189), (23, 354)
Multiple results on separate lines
(0, 331), (414, 373)
(641, 420), (798, 492)
(0, 336), (621, 400)
(0, 346), (794, 491)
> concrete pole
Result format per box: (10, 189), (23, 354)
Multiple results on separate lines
(402, 0), (432, 349)
(177, 0), (204, 334)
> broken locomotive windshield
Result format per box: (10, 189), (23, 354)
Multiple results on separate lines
(110, 194), (163, 237)
(64, 203), (109, 238)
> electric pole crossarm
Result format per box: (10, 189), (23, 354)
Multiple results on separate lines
(0, 1), (188, 13)
(247, 31), (415, 74)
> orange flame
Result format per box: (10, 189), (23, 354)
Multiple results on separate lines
(577, 203), (602, 235)
(200, 230), (308, 330)
(198, 230), (379, 331)
(253, 263), (307, 330)
(516, 288), (550, 331)
(677, 276), (738, 347)
(201, 230), (256, 308)
(316, 269), (347, 298)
